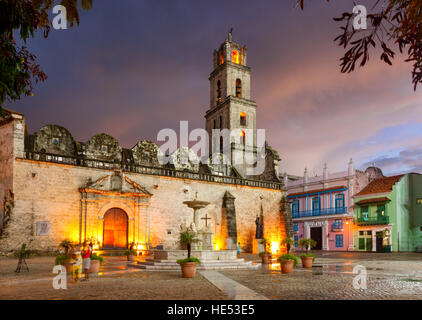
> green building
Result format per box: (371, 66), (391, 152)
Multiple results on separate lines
(353, 173), (422, 252)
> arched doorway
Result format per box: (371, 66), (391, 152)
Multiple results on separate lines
(103, 208), (128, 249)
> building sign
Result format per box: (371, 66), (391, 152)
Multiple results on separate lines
(36, 221), (51, 236)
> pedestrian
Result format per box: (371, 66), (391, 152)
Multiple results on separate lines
(237, 242), (241, 256)
(81, 242), (92, 281)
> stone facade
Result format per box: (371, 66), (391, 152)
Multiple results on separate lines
(0, 34), (286, 254)
(0, 153), (286, 253)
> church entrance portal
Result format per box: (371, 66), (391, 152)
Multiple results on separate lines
(103, 208), (128, 249)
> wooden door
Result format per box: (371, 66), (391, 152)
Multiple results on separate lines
(103, 208), (128, 249)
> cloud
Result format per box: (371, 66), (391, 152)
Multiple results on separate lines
(7, 1), (422, 178)
(360, 146), (422, 174)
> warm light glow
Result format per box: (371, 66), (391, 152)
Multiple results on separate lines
(270, 241), (279, 254)
(345, 221), (349, 225)
(214, 244), (220, 251)
(232, 50), (240, 64)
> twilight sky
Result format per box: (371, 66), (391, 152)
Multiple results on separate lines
(8, 0), (422, 177)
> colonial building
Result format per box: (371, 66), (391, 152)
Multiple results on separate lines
(353, 173), (422, 252)
(0, 33), (289, 254)
(285, 160), (384, 251)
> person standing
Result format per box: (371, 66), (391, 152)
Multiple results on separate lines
(81, 242), (92, 281)
(237, 242), (242, 256)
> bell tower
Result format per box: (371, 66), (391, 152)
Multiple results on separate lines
(205, 30), (258, 177)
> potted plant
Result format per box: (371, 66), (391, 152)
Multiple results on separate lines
(124, 249), (137, 261)
(89, 253), (104, 273)
(277, 253), (299, 274)
(258, 239), (271, 264)
(282, 236), (295, 253)
(298, 238), (316, 268)
(176, 229), (201, 278)
(57, 239), (74, 272)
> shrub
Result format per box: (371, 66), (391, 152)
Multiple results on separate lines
(58, 239), (74, 255)
(124, 249), (137, 256)
(178, 230), (201, 258)
(91, 253), (104, 264)
(177, 257), (201, 266)
(55, 255), (70, 266)
(259, 251), (270, 256)
(298, 238), (317, 253)
(277, 253), (299, 268)
(300, 253), (315, 262)
(281, 237), (295, 253)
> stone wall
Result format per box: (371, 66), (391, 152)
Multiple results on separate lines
(0, 158), (286, 253)
(0, 111), (25, 237)
(0, 119), (14, 235)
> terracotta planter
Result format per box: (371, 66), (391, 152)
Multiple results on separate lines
(301, 256), (313, 268)
(260, 253), (271, 264)
(89, 260), (100, 273)
(127, 255), (135, 262)
(280, 259), (294, 274)
(179, 262), (198, 278)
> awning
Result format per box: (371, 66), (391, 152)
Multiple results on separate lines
(355, 197), (391, 206)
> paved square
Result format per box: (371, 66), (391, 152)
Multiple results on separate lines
(0, 253), (421, 300)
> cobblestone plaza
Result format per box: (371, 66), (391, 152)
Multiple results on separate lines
(1, 252), (421, 300)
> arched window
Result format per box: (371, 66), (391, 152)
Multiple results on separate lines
(219, 116), (223, 128)
(240, 131), (246, 145)
(219, 51), (224, 65)
(213, 119), (216, 129)
(220, 136), (224, 154)
(235, 79), (242, 98)
(232, 50), (240, 64)
(217, 80), (222, 104)
(240, 112), (246, 126)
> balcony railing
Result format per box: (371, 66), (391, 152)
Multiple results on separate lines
(292, 206), (348, 218)
(355, 216), (389, 226)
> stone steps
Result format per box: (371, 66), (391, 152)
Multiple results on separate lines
(141, 258), (247, 265)
(130, 258), (258, 270)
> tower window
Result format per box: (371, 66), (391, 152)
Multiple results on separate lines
(220, 136), (224, 154)
(219, 51), (224, 65)
(232, 50), (240, 64)
(240, 131), (246, 145)
(217, 80), (222, 104)
(236, 79), (242, 98)
(213, 119), (216, 129)
(240, 112), (246, 126)
(219, 116), (223, 128)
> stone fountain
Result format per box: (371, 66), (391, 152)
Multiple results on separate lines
(182, 192), (213, 250)
(132, 192), (257, 270)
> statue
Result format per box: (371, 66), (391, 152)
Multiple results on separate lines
(255, 216), (264, 239)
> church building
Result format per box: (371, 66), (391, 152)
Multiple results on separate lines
(0, 33), (290, 254)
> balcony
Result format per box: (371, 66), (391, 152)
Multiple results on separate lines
(355, 216), (389, 226)
(292, 207), (348, 219)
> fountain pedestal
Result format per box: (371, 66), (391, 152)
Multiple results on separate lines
(198, 229), (213, 250)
